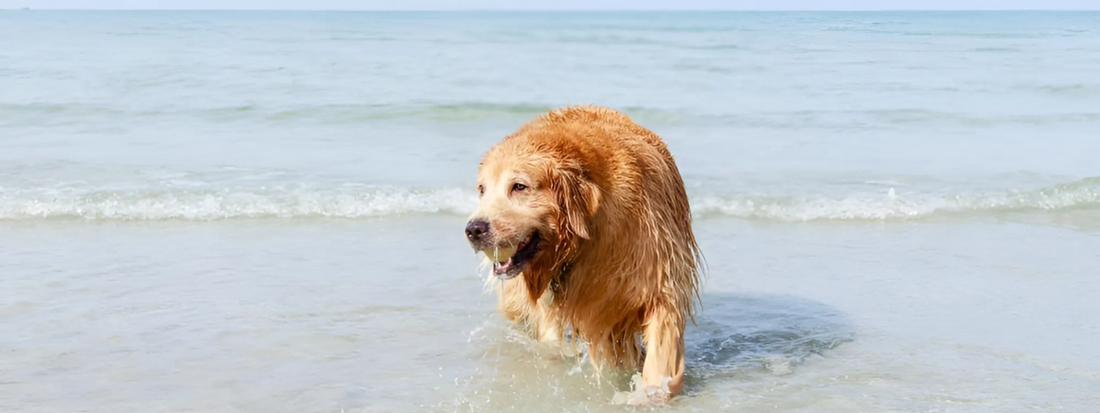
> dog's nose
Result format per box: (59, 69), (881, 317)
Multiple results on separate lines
(465, 219), (490, 242)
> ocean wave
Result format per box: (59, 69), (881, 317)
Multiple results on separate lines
(0, 187), (477, 221)
(1, 179), (1096, 222)
(5, 101), (1099, 129)
(0, 101), (699, 127)
(694, 178), (1100, 222)
(1024, 83), (1100, 97)
(291, 102), (555, 123)
(0, 102), (574, 124)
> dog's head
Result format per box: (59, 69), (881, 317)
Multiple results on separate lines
(465, 138), (600, 280)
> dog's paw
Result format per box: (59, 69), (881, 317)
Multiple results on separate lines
(610, 374), (672, 406)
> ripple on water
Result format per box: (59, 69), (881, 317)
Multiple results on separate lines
(443, 292), (854, 409)
(684, 292), (854, 389)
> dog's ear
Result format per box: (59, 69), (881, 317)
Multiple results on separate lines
(552, 167), (601, 240)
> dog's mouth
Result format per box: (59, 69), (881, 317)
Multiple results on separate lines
(486, 231), (540, 279)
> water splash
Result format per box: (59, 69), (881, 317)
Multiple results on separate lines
(610, 374), (672, 406)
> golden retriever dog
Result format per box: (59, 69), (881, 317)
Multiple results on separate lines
(464, 105), (702, 404)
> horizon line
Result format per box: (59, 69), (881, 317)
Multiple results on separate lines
(6, 8), (1098, 11)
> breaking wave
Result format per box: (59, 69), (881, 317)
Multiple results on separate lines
(0, 187), (477, 221)
(693, 177), (1100, 222)
(1, 178), (1096, 222)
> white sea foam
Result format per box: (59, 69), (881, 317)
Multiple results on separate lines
(693, 178), (1100, 222)
(0, 186), (477, 221)
(1, 178), (1096, 222)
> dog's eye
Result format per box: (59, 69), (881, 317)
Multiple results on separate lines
(512, 183), (527, 192)
(478, 185), (484, 196)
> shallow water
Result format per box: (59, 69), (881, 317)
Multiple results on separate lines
(1, 10), (1099, 412)
(2, 219), (1097, 412)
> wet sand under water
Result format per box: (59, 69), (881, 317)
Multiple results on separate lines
(1, 216), (1097, 412)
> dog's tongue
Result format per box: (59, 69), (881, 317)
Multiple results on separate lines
(484, 246), (517, 263)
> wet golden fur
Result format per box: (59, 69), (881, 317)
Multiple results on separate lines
(468, 105), (702, 401)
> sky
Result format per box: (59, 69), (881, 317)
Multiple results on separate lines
(5, 0), (1100, 10)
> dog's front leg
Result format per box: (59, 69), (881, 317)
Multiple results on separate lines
(640, 303), (685, 401)
(496, 276), (563, 344)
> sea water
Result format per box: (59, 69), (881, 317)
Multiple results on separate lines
(1, 11), (1098, 412)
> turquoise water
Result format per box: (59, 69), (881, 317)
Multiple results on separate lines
(3, 11), (1099, 222)
(1, 11), (1098, 412)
